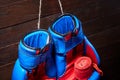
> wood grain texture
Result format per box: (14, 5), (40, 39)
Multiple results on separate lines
(0, 62), (14, 80)
(83, 12), (120, 36)
(0, 0), (38, 29)
(87, 25), (120, 48)
(0, 0), (19, 6)
(1, 0), (119, 29)
(0, 0), (120, 80)
(0, 43), (18, 66)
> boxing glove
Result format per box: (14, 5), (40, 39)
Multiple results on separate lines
(12, 30), (56, 80)
(48, 14), (102, 80)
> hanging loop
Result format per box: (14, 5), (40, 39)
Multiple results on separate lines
(58, 0), (64, 15)
(37, 0), (64, 29)
(37, 0), (42, 29)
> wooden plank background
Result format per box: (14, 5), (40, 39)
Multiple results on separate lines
(0, 0), (120, 80)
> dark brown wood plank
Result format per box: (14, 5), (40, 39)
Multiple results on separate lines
(0, 43), (18, 66)
(0, 0), (38, 29)
(0, 19), (36, 48)
(98, 0), (120, 17)
(97, 42), (120, 63)
(82, 13), (120, 36)
(87, 25), (120, 49)
(0, 0), (19, 6)
(34, 0), (98, 17)
(0, 62), (14, 80)
(0, 0), (98, 29)
(1, 0), (119, 29)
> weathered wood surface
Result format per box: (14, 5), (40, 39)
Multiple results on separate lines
(1, 0), (120, 29)
(0, 0), (120, 80)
